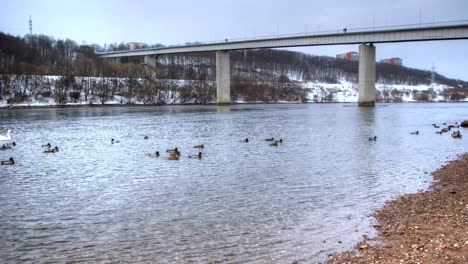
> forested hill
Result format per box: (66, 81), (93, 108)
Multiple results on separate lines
(1, 32), (467, 87)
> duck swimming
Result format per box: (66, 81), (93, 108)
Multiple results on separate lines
(111, 138), (120, 144)
(42, 143), (51, 148)
(144, 135), (149, 140)
(410, 131), (419, 135)
(270, 141), (279, 147)
(167, 147), (178, 153)
(1, 142), (15, 150)
(170, 151), (181, 157)
(368, 136), (377, 141)
(264, 138), (275, 141)
(241, 138), (249, 143)
(44, 146), (59, 153)
(168, 155), (179, 160)
(452, 131), (462, 139)
(1, 157), (14, 165)
(194, 144), (204, 149)
(189, 152), (202, 159)
(146, 151), (160, 157)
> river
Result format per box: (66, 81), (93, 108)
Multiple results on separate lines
(0, 103), (467, 263)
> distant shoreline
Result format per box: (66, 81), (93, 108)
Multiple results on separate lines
(327, 153), (468, 263)
(1, 101), (467, 110)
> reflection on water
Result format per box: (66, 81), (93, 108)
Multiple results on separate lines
(0, 103), (467, 263)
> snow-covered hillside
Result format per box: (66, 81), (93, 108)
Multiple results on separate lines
(0, 75), (466, 108)
(304, 80), (460, 103)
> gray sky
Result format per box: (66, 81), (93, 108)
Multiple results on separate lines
(2, 0), (468, 80)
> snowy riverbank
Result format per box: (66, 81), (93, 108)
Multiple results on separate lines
(0, 75), (466, 108)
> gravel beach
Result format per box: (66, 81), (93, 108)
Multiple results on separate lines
(328, 153), (468, 263)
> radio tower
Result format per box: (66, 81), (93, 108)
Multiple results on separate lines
(29, 15), (32, 35)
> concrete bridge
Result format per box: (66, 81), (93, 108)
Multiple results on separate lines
(97, 22), (468, 106)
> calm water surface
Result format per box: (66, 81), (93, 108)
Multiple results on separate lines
(0, 103), (467, 263)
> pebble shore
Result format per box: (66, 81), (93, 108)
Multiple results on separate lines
(327, 153), (468, 263)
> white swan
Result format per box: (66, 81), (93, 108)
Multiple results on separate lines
(0, 130), (12, 141)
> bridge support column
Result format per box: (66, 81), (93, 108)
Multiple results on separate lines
(216, 51), (231, 105)
(358, 44), (376, 107)
(144, 55), (158, 67)
(144, 55), (159, 79)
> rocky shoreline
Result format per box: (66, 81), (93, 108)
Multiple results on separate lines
(327, 153), (468, 263)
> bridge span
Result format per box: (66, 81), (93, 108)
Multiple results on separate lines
(97, 22), (468, 106)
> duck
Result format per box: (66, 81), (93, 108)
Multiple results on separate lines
(433, 125), (440, 129)
(167, 147), (179, 153)
(168, 155), (179, 160)
(1, 142), (16, 150)
(452, 131), (462, 139)
(1, 157), (15, 165)
(264, 137), (275, 141)
(111, 138), (120, 144)
(169, 151), (181, 157)
(189, 152), (202, 159)
(441, 128), (449, 133)
(146, 151), (160, 157)
(270, 141), (279, 147)
(44, 146), (59, 153)
(0, 130), (12, 141)
(241, 138), (249, 143)
(410, 131), (419, 135)
(42, 143), (51, 148)
(368, 136), (377, 141)
(144, 135), (149, 140)
(193, 144), (204, 149)
(277, 139), (283, 143)
(435, 131), (443, 134)
(0, 144), (10, 150)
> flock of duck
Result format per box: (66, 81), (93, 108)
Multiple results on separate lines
(0, 130), (284, 165)
(0, 135), (59, 165)
(115, 136), (284, 161)
(432, 122), (463, 138)
(0, 121), (463, 166)
(366, 121), (464, 142)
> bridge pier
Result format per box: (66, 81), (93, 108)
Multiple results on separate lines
(216, 51), (231, 105)
(143, 55), (159, 79)
(144, 55), (158, 67)
(358, 44), (376, 107)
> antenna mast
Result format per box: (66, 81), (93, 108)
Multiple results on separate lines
(29, 15), (32, 35)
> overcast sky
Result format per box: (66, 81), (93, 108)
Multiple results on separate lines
(2, 0), (468, 80)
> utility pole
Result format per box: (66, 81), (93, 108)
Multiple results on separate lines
(29, 15), (32, 35)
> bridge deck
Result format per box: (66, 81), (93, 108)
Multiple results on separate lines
(98, 23), (468, 58)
